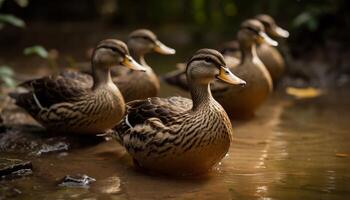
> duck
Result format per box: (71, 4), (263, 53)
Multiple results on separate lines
(113, 49), (246, 175)
(255, 14), (289, 84)
(211, 19), (276, 119)
(72, 29), (175, 101)
(111, 29), (175, 102)
(9, 39), (146, 135)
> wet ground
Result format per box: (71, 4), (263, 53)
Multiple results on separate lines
(0, 83), (349, 200)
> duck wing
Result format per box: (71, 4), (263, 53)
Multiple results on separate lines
(113, 96), (192, 145)
(59, 70), (93, 88)
(126, 96), (192, 127)
(10, 72), (91, 116)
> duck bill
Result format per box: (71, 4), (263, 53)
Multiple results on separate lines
(121, 55), (147, 72)
(258, 32), (278, 46)
(216, 67), (246, 86)
(273, 26), (290, 38)
(154, 40), (176, 55)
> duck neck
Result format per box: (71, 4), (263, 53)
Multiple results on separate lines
(92, 63), (113, 89)
(130, 49), (148, 67)
(189, 82), (213, 111)
(240, 41), (258, 63)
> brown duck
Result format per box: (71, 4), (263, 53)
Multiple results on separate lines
(255, 14), (289, 84)
(10, 39), (146, 134)
(113, 49), (245, 175)
(211, 19), (277, 119)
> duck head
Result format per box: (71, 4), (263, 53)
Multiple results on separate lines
(186, 49), (246, 86)
(239, 19), (278, 47)
(255, 14), (289, 38)
(93, 39), (146, 71)
(128, 29), (176, 56)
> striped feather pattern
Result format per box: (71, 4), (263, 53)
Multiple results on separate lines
(9, 39), (130, 134)
(113, 48), (236, 175)
(114, 95), (233, 174)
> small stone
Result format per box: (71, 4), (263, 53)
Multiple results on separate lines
(36, 142), (69, 156)
(0, 158), (33, 179)
(58, 174), (96, 188)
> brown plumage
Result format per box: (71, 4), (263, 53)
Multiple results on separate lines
(77, 29), (175, 102)
(210, 19), (276, 119)
(113, 49), (245, 175)
(10, 39), (146, 135)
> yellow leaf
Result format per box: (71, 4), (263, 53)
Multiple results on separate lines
(286, 87), (323, 99)
(335, 153), (349, 158)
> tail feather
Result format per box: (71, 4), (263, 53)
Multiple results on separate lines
(112, 118), (132, 145)
(9, 92), (41, 116)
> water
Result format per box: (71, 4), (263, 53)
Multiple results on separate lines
(1, 84), (349, 200)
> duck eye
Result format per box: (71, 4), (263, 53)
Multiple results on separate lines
(109, 47), (117, 52)
(246, 27), (259, 35)
(204, 57), (211, 63)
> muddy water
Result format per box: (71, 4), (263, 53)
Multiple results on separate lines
(1, 85), (349, 200)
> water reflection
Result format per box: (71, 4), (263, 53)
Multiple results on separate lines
(1, 88), (350, 199)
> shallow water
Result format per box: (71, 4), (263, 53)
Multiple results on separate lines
(1, 84), (349, 200)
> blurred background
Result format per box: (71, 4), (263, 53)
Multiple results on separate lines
(0, 0), (349, 89)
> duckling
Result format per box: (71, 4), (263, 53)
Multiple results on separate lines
(211, 19), (277, 119)
(112, 29), (175, 102)
(10, 39), (146, 135)
(113, 49), (245, 175)
(255, 14), (289, 84)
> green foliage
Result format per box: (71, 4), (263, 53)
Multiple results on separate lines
(291, 0), (344, 32)
(0, 0), (29, 29)
(12, 0), (28, 7)
(293, 12), (318, 31)
(24, 45), (49, 59)
(0, 14), (25, 28)
(0, 66), (16, 88)
(0, 0), (28, 8)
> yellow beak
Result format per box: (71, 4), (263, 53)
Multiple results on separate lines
(216, 67), (246, 86)
(258, 32), (278, 46)
(121, 55), (147, 71)
(154, 40), (176, 55)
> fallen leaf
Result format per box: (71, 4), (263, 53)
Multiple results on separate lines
(286, 87), (323, 99)
(335, 153), (349, 158)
